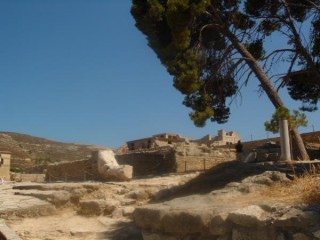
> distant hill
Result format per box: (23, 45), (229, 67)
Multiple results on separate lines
(0, 132), (111, 169)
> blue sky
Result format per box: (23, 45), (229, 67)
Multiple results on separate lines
(0, 0), (318, 148)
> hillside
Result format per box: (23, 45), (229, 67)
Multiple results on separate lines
(1, 131), (318, 170)
(0, 132), (111, 169)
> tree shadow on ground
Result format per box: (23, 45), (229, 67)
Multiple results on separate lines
(97, 221), (143, 240)
(151, 160), (295, 203)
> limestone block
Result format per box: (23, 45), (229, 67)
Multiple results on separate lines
(125, 190), (149, 201)
(69, 188), (87, 204)
(97, 150), (119, 173)
(50, 191), (71, 207)
(133, 205), (169, 230)
(122, 206), (135, 217)
(238, 171), (290, 193)
(103, 165), (133, 181)
(161, 210), (211, 234)
(275, 209), (320, 228)
(96, 150), (133, 181)
(228, 205), (267, 227)
(0, 219), (22, 240)
(78, 199), (118, 216)
(111, 208), (123, 218)
(232, 228), (257, 240)
(208, 213), (229, 236)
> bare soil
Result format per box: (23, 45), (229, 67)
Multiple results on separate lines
(7, 210), (141, 240)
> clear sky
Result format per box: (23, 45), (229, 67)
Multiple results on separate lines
(0, 0), (318, 148)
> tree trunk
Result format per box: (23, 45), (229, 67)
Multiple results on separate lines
(224, 29), (310, 160)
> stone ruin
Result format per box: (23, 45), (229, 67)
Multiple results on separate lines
(243, 142), (281, 163)
(125, 130), (241, 152)
(23, 130), (320, 183)
(24, 145), (235, 182)
(44, 150), (133, 182)
(96, 150), (132, 181)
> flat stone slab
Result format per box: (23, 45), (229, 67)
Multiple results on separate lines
(0, 183), (54, 218)
(0, 219), (22, 240)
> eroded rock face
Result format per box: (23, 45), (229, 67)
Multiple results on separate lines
(96, 150), (133, 181)
(133, 171), (320, 240)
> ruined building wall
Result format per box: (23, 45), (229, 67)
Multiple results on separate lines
(117, 146), (236, 176)
(45, 158), (100, 182)
(41, 145), (237, 181)
(214, 130), (240, 145)
(174, 147), (236, 172)
(116, 147), (176, 176)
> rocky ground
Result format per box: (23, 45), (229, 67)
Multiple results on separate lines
(1, 160), (320, 240)
(0, 172), (200, 240)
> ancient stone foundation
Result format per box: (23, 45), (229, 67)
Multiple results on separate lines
(117, 146), (236, 176)
(11, 173), (45, 183)
(45, 158), (100, 182)
(116, 147), (176, 176)
(42, 146), (236, 181)
(45, 150), (132, 182)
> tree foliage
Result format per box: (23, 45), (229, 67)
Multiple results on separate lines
(245, 0), (320, 111)
(131, 0), (320, 128)
(264, 107), (308, 134)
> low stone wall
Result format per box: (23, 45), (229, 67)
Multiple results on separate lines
(117, 147), (236, 176)
(175, 149), (236, 173)
(11, 173), (46, 183)
(116, 148), (176, 176)
(45, 158), (99, 182)
(34, 146), (237, 181)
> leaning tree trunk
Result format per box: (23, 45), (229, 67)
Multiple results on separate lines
(225, 29), (310, 160)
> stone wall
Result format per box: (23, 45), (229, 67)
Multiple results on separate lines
(117, 146), (236, 176)
(175, 147), (236, 172)
(175, 155), (234, 172)
(11, 173), (45, 183)
(34, 146), (236, 181)
(116, 147), (176, 176)
(45, 158), (100, 182)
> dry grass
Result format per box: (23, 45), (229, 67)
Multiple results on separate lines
(295, 174), (320, 204)
(262, 165), (320, 205)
